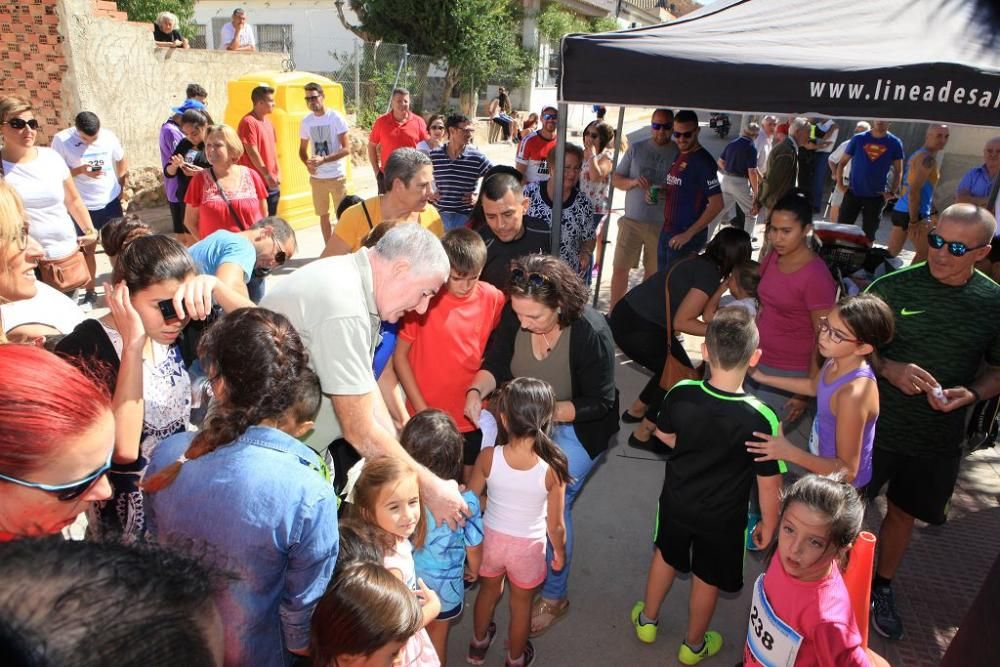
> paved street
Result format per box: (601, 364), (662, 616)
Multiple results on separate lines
(109, 114), (1000, 666)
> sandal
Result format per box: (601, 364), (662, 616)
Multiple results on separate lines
(529, 597), (569, 637)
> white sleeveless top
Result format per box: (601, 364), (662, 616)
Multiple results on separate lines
(483, 445), (550, 539)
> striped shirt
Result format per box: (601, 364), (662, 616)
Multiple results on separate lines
(429, 144), (493, 214)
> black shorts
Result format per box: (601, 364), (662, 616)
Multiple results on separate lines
(462, 429), (483, 466)
(653, 505), (745, 593)
(889, 210), (914, 230)
(865, 447), (961, 525)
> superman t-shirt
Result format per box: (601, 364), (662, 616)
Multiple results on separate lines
(845, 131), (904, 197)
(661, 147), (721, 236)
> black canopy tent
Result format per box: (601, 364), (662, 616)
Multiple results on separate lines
(548, 0), (1000, 302)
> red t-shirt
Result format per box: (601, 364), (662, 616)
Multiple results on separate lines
(369, 112), (428, 169)
(237, 113), (279, 185)
(399, 282), (505, 431)
(185, 166), (268, 237)
(744, 557), (868, 667)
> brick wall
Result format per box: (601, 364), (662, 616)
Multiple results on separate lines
(0, 1), (69, 142)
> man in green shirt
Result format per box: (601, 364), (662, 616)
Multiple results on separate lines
(865, 203), (1000, 640)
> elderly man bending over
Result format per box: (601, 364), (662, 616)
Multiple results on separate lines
(261, 223), (467, 524)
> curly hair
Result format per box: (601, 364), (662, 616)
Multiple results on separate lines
(507, 253), (589, 328)
(143, 308), (315, 492)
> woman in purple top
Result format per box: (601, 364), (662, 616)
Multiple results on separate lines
(747, 294), (895, 487)
(745, 192), (837, 459)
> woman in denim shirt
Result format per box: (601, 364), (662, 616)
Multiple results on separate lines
(144, 309), (340, 666)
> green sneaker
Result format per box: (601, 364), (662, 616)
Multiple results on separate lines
(677, 631), (723, 665)
(630, 601), (658, 644)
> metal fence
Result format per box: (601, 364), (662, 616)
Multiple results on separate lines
(317, 40), (449, 129)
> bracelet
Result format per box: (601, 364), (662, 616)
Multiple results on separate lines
(466, 388), (482, 397)
(968, 386), (982, 403)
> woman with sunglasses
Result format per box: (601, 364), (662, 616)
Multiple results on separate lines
(0, 97), (97, 292)
(0, 181), (45, 342)
(417, 114), (447, 154)
(580, 121), (618, 279)
(525, 143), (597, 280)
(745, 191), (836, 477)
(464, 253), (618, 636)
(56, 235), (253, 540)
(0, 344), (114, 539)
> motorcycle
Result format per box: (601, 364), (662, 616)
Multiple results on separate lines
(709, 113), (731, 139)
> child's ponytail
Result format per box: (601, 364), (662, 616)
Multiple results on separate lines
(495, 377), (571, 484)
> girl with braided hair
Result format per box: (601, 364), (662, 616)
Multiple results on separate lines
(144, 307), (340, 666)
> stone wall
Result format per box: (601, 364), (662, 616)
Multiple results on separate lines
(55, 0), (284, 206)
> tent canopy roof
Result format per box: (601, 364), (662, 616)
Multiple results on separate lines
(559, 0), (1000, 125)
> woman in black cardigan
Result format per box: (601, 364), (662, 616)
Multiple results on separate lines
(464, 253), (619, 636)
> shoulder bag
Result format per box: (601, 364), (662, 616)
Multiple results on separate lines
(657, 257), (704, 392)
(208, 166), (248, 229)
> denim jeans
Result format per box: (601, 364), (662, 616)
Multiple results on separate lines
(657, 228), (707, 273)
(542, 424), (603, 601)
(440, 210), (471, 231)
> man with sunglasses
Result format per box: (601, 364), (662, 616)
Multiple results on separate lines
(609, 108), (679, 310)
(299, 82), (350, 244)
(657, 110), (723, 272)
(515, 106), (558, 184)
(187, 216), (297, 303)
(864, 203), (1000, 641)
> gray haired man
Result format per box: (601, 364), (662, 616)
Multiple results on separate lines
(262, 223), (469, 526)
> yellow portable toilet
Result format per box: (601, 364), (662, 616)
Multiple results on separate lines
(225, 72), (351, 230)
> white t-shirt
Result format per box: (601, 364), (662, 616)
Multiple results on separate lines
(754, 131), (773, 175)
(219, 22), (255, 49)
(299, 110), (350, 180)
(51, 127), (125, 209)
(2, 148), (78, 259)
(0, 281), (85, 335)
(828, 138), (855, 186)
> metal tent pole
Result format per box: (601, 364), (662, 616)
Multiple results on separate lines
(550, 102), (569, 256)
(592, 105), (625, 307)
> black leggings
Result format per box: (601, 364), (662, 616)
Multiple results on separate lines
(609, 299), (693, 420)
(169, 201), (186, 234)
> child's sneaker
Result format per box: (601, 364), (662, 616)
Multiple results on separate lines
(505, 641), (535, 667)
(745, 511), (762, 551)
(630, 601), (658, 643)
(466, 622), (497, 665)
(677, 631), (723, 665)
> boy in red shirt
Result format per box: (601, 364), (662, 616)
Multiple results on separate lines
(394, 228), (506, 481)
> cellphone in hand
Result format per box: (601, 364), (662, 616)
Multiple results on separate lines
(157, 299), (182, 323)
(89, 164), (103, 172)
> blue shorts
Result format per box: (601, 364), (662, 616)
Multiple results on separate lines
(437, 600), (464, 621)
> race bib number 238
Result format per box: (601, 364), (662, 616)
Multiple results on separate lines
(744, 574), (803, 667)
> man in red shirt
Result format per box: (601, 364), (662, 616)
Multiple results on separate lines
(368, 87), (428, 194)
(515, 105), (557, 184)
(238, 85), (281, 216)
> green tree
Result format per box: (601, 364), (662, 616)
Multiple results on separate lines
(117, 0), (195, 38)
(339, 0), (533, 107)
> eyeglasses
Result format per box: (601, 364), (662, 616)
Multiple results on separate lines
(304, 95), (322, 102)
(586, 132), (600, 139)
(429, 125), (445, 130)
(13, 224), (29, 251)
(673, 130), (695, 139)
(5, 118), (39, 131)
(817, 317), (859, 345)
(542, 114), (558, 121)
(927, 231), (989, 257)
(272, 236), (287, 265)
(651, 122), (673, 131)
(0, 448), (113, 502)
(509, 267), (554, 290)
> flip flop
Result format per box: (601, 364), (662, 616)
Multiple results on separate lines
(529, 597), (569, 637)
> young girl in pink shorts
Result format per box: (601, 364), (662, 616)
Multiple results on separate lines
(466, 378), (570, 667)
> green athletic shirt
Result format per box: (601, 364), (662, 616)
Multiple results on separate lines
(656, 380), (785, 533)
(866, 263), (1000, 456)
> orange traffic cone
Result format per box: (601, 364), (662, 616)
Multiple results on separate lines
(843, 530), (876, 648)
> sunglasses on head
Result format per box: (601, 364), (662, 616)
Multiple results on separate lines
(509, 267), (553, 290)
(0, 448), (113, 502)
(651, 122), (673, 131)
(6, 118), (39, 131)
(673, 130), (695, 139)
(542, 113), (558, 121)
(927, 231), (989, 257)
